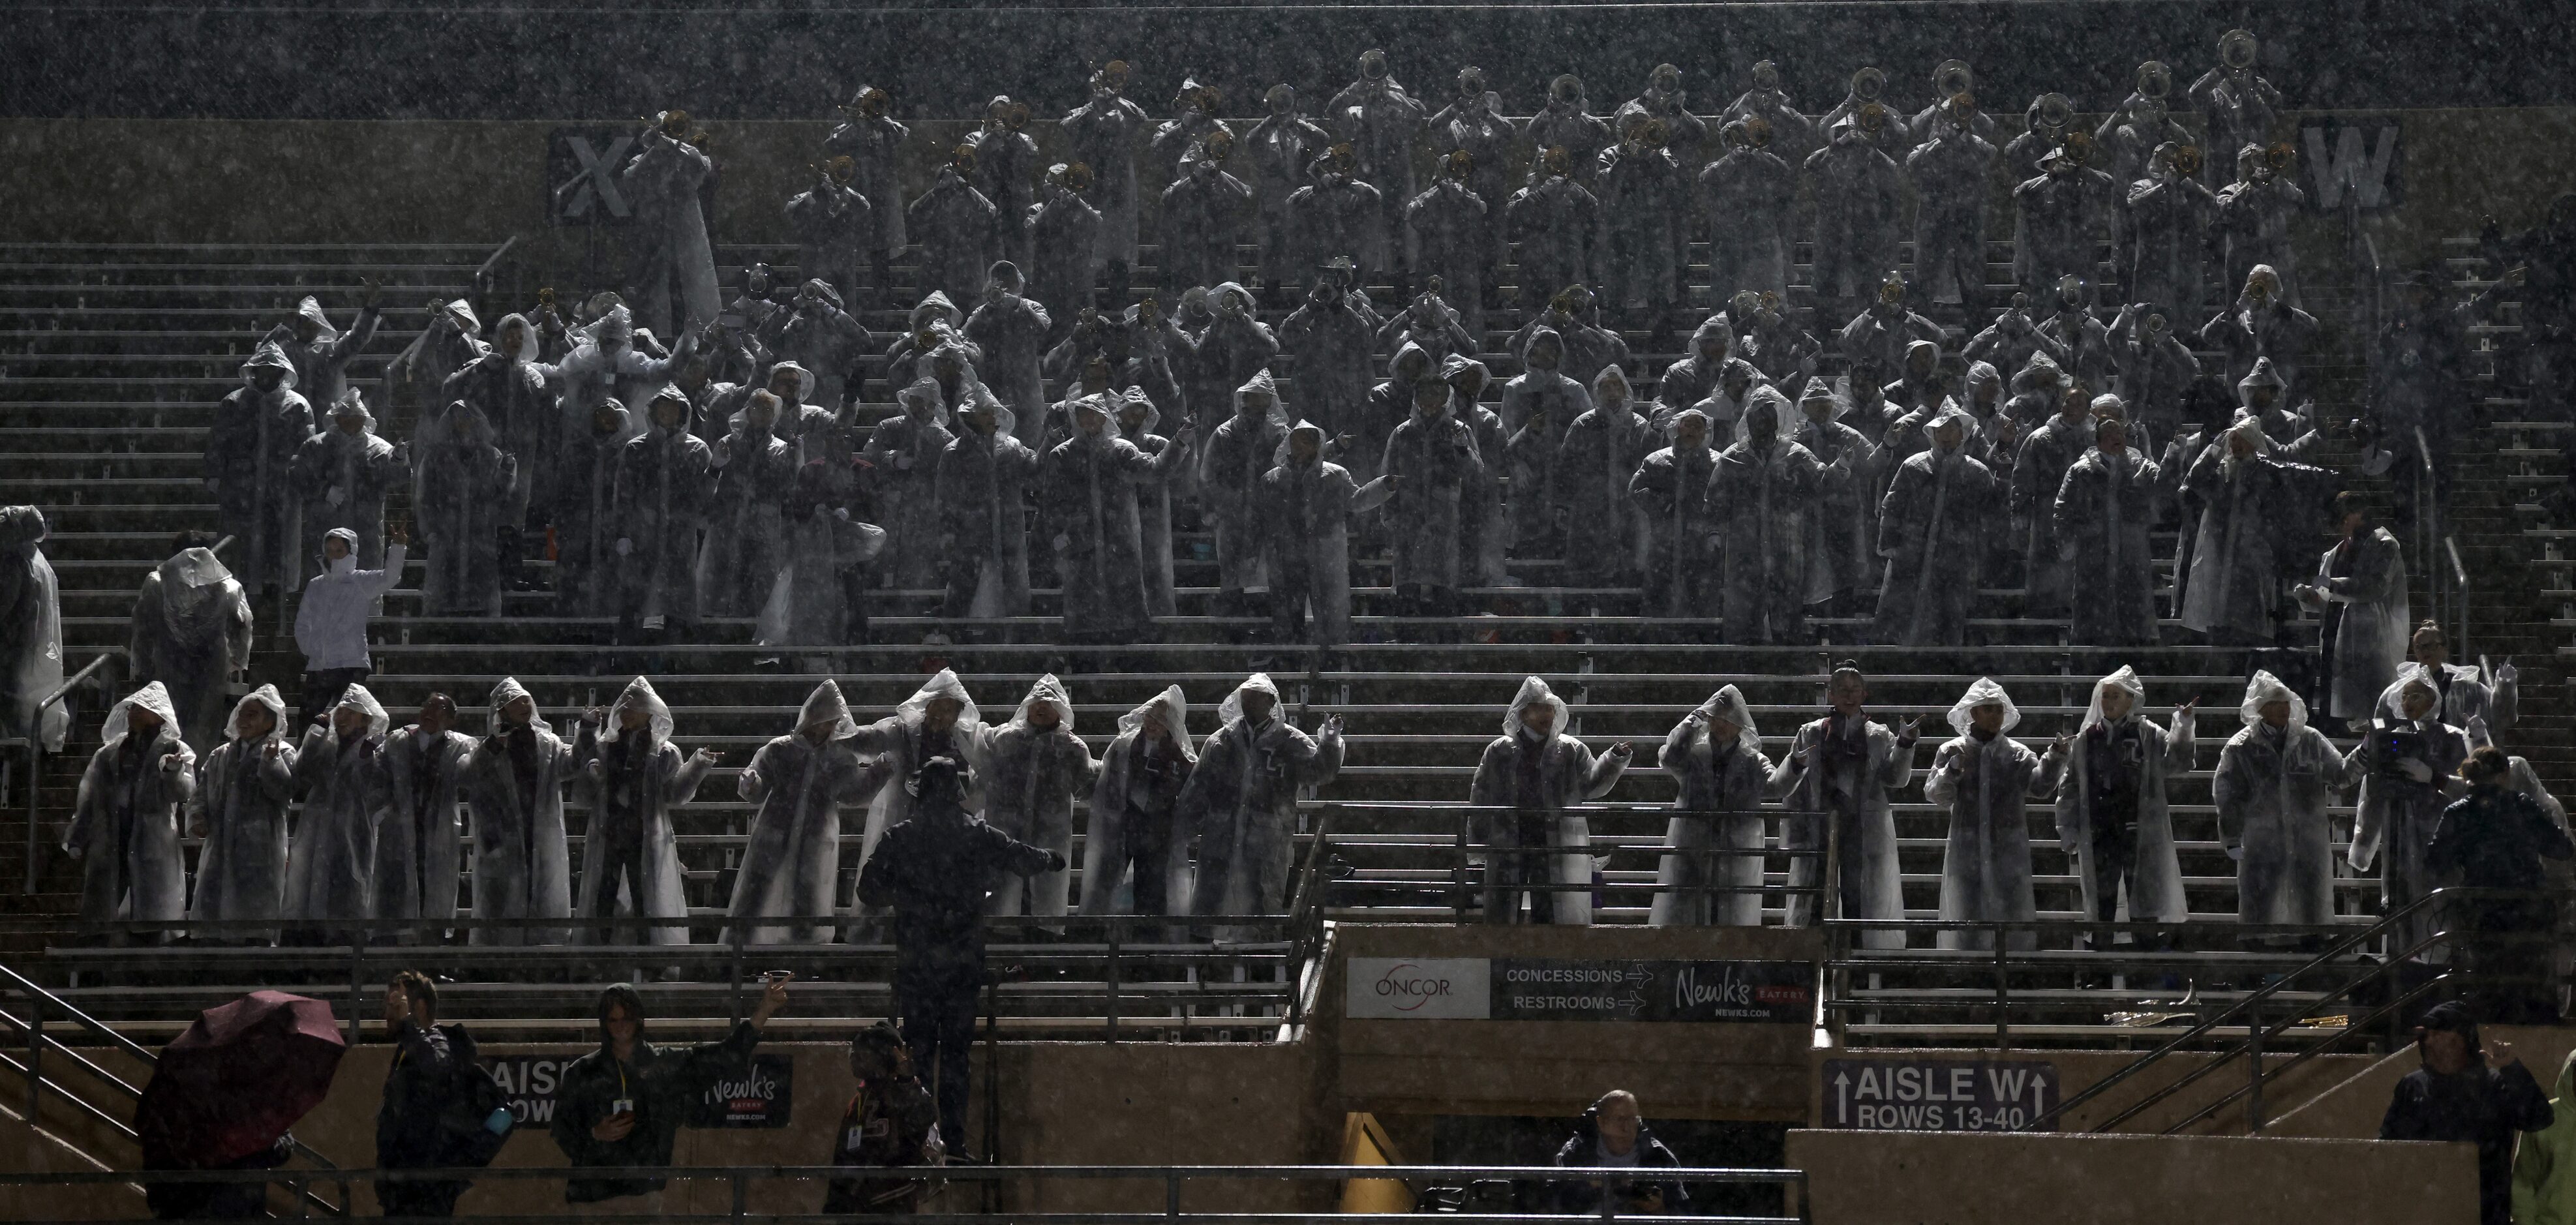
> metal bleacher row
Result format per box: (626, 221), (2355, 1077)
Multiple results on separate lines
(0, 207), (2562, 1048)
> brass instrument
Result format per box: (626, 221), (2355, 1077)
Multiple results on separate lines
(1857, 102), (1888, 133)
(2263, 140), (2295, 173)
(1541, 145), (1573, 175)
(1750, 60), (1781, 92)
(2219, 29), (2258, 72)
(1005, 100), (1031, 130)
(1851, 66), (1887, 101)
(1744, 115), (1773, 147)
(1065, 162), (1095, 193)
(2174, 145), (2204, 177)
(1933, 59), (1974, 100)
(1551, 74), (1583, 104)
(2136, 60), (2173, 99)
(2036, 93), (2074, 132)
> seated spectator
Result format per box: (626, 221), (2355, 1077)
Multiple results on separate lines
(823, 1021), (943, 1217)
(550, 976), (791, 1213)
(1551, 1090), (1686, 1216)
(2429, 748), (2576, 1022)
(2380, 1001), (2553, 1225)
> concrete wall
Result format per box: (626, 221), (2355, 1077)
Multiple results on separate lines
(1784, 1128), (2476, 1225)
(1324, 924), (1826, 1121)
(4, 107), (2566, 279)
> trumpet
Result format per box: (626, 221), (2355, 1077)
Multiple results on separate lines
(1005, 101), (1031, 130)
(2263, 141), (2295, 173)
(1064, 162), (1095, 193)
(2174, 144), (2204, 177)
(1856, 102), (1888, 133)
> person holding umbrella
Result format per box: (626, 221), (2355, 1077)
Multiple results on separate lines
(136, 991), (348, 1220)
(550, 975), (793, 1212)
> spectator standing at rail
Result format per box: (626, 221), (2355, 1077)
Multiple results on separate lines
(1550, 1090), (1686, 1216)
(551, 976), (792, 1214)
(2429, 748), (2576, 1023)
(825, 1021), (943, 1217)
(2380, 1001), (2553, 1225)
(378, 971), (509, 1222)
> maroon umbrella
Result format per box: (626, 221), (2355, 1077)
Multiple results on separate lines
(135, 991), (347, 1170)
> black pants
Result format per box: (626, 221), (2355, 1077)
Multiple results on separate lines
(299, 667), (371, 728)
(586, 827), (648, 945)
(376, 1179), (468, 1221)
(937, 559), (984, 621)
(1481, 810), (1564, 924)
(899, 974), (982, 1138)
(1115, 804), (1174, 917)
(1269, 557), (1314, 644)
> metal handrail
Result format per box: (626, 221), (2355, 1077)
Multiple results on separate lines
(23, 650), (121, 891)
(2027, 886), (2455, 1132)
(1, 958), (350, 1216)
(0, 1161), (1812, 1225)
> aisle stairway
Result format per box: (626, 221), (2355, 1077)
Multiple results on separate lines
(0, 232), (2431, 1048)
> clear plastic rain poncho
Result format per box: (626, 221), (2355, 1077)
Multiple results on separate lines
(187, 684), (295, 928)
(283, 682), (390, 925)
(1650, 684), (1773, 928)
(64, 682), (193, 924)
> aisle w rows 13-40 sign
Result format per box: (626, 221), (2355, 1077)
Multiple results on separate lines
(1819, 1058), (2060, 1132)
(1344, 957), (1811, 1022)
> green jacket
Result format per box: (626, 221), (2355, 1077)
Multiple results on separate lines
(2513, 1050), (2576, 1225)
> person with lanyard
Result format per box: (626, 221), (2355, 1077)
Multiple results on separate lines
(551, 975), (791, 1213)
(823, 1021), (943, 1217)
(1770, 665), (1923, 948)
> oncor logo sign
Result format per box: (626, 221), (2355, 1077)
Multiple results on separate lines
(1345, 957), (1492, 1020)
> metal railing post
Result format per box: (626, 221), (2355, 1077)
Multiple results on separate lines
(730, 1169), (746, 1220)
(25, 988), (41, 1127)
(1453, 818), (1468, 922)
(2247, 995), (2265, 1134)
(1106, 919), (1122, 1045)
(1993, 928), (2010, 1051)
(22, 742), (35, 893)
(1165, 1167), (1181, 1222)
(346, 938), (364, 1046)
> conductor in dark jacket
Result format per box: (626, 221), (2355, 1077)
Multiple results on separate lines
(2380, 1001), (2554, 1225)
(378, 971), (496, 1220)
(858, 755), (1063, 1140)
(1551, 1090), (1688, 1215)
(548, 975), (792, 1208)
(2429, 746), (2576, 1022)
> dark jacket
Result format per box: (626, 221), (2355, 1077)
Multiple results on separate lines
(2429, 784), (2576, 896)
(2382, 1052), (2554, 1225)
(548, 1021), (763, 1203)
(377, 1020), (488, 1208)
(856, 798), (1056, 991)
(821, 1075), (943, 1214)
(1549, 1107), (1688, 1215)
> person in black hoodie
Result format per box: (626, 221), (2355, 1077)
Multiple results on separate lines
(378, 971), (506, 1220)
(1550, 1090), (1687, 1215)
(549, 975), (791, 1210)
(2429, 747), (2576, 1022)
(857, 755), (1063, 1139)
(2380, 1000), (2554, 1225)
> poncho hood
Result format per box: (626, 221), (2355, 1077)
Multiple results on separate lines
(1947, 676), (2022, 736)
(224, 684), (289, 745)
(487, 676), (553, 737)
(2239, 669), (2309, 731)
(599, 676), (674, 748)
(100, 682), (182, 749)
(2083, 666), (2148, 734)
(796, 678), (862, 740)
(1008, 674), (1076, 734)
(1219, 673), (1283, 728)
(1504, 675), (1570, 741)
